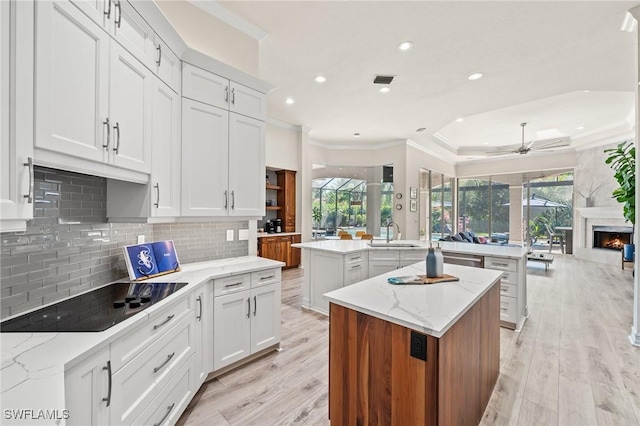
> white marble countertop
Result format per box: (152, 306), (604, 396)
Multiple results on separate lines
(324, 262), (503, 338)
(293, 239), (528, 259)
(0, 256), (283, 425)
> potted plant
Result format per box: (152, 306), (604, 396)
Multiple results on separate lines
(604, 140), (636, 263)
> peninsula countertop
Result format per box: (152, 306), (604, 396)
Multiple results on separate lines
(324, 262), (503, 338)
(293, 239), (528, 259)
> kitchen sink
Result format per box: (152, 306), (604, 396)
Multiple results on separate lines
(368, 242), (422, 248)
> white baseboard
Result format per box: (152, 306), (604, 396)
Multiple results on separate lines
(629, 326), (640, 347)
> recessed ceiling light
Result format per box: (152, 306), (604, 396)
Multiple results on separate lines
(483, 142), (489, 145)
(285, 98), (294, 105)
(379, 87), (390, 93)
(353, 133), (361, 138)
(576, 126), (585, 130)
(398, 41), (413, 51)
(314, 75), (327, 83)
(455, 117), (464, 123)
(467, 72), (483, 81)
(583, 90), (590, 93)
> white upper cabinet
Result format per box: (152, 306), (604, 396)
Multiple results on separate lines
(181, 99), (229, 217)
(153, 33), (181, 93)
(182, 63), (229, 111)
(69, 0), (111, 28)
(229, 81), (267, 121)
(228, 113), (265, 217)
(108, 41), (152, 173)
(34, 0), (151, 181)
(110, 1), (155, 71)
(150, 78), (181, 217)
(1, 0), (34, 232)
(35, 0), (109, 163)
(182, 63), (267, 121)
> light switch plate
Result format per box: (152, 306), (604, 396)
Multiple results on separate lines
(226, 230), (234, 241)
(239, 229), (249, 241)
(137, 235), (145, 244)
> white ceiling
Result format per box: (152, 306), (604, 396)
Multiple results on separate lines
(212, 0), (637, 163)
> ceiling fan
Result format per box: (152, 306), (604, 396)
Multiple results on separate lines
(489, 122), (569, 156)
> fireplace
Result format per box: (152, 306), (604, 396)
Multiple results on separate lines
(592, 226), (633, 250)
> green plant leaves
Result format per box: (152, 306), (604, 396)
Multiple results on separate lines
(604, 141), (636, 225)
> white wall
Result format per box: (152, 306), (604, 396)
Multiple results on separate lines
(157, 1), (259, 76)
(265, 122), (300, 171)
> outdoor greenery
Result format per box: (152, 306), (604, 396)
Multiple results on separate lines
(605, 140), (636, 225)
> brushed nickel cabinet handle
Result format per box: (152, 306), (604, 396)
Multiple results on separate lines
(231, 190), (235, 209)
(153, 403), (175, 426)
(224, 190), (228, 209)
(153, 314), (175, 330)
(156, 44), (161, 66)
(253, 295), (257, 316)
(225, 86), (229, 103)
(102, 117), (110, 150)
(259, 275), (275, 281)
(246, 298), (250, 318)
(153, 352), (175, 373)
(154, 183), (160, 208)
(102, 361), (112, 407)
(23, 157), (33, 203)
(113, 122), (120, 154)
(103, 0), (111, 19)
(115, 0), (121, 28)
(196, 295), (202, 321)
(231, 87), (235, 104)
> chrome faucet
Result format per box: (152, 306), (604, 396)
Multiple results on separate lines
(386, 221), (400, 243)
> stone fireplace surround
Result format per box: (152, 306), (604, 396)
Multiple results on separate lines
(574, 206), (633, 264)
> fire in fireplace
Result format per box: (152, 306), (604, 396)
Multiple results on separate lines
(592, 226), (633, 251)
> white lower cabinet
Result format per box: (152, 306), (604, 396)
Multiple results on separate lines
(368, 250), (401, 278)
(484, 255), (526, 330)
(212, 270), (281, 371)
(194, 283), (212, 387)
(65, 346), (111, 426)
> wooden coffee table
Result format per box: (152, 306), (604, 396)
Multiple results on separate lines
(527, 252), (554, 270)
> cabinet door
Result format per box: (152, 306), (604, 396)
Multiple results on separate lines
(69, 0), (111, 29)
(109, 41), (152, 173)
(151, 77), (181, 217)
(193, 284), (212, 386)
(154, 33), (181, 93)
(228, 113), (265, 217)
(182, 63), (229, 110)
(1, 0), (34, 231)
(251, 283), (281, 353)
(110, 0), (155, 70)
(344, 263), (366, 286)
(65, 346), (111, 426)
(181, 99), (229, 216)
(213, 290), (251, 371)
(229, 81), (267, 121)
(290, 235), (301, 268)
(368, 261), (399, 278)
(35, 0), (109, 163)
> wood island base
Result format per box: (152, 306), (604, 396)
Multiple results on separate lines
(328, 282), (500, 426)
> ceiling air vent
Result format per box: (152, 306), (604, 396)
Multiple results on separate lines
(373, 75), (395, 85)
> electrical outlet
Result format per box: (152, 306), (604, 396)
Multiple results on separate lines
(226, 230), (234, 241)
(239, 229), (249, 241)
(137, 235), (145, 244)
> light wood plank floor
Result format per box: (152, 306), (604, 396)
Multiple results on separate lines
(178, 256), (639, 426)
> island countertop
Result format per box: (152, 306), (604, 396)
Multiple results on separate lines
(293, 239), (528, 259)
(324, 262), (503, 338)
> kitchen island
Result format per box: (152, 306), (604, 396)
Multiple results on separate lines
(293, 239), (528, 330)
(325, 262), (503, 425)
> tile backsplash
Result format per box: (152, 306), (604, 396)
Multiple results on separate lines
(1, 167), (249, 320)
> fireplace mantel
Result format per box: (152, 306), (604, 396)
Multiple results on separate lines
(576, 206), (624, 219)
(574, 206), (628, 263)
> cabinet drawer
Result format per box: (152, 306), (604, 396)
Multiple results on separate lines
(261, 236), (291, 244)
(500, 282), (517, 298)
(132, 354), (195, 426)
(345, 252), (367, 265)
(500, 270), (518, 285)
(368, 250), (399, 261)
(499, 296), (517, 323)
(213, 273), (251, 296)
(111, 293), (192, 372)
(485, 256), (517, 272)
(112, 313), (194, 425)
(251, 268), (281, 288)
(400, 250), (428, 262)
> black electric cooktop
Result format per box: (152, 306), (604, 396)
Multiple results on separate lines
(0, 282), (188, 333)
